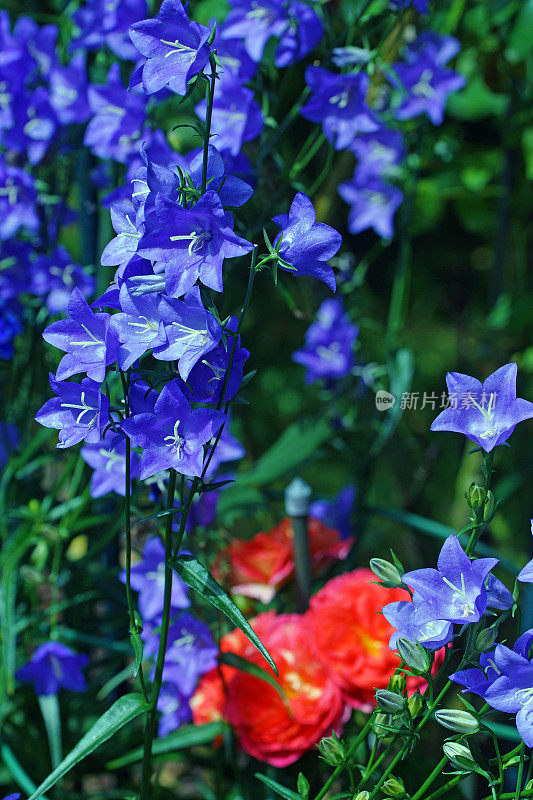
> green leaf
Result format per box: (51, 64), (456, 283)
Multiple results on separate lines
(27, 694), (149, 799)
(236, 417), (331, 487)
(106, 721), (226, 769)
(129, 630), (143, 680)
(219, 652), (289, 710)
(170, 554), (277, 674)
(447, 75), (508, 120)
(506, 0), (533, 63)
(255, 773), (301, 800)
(38, 694), (62, 769)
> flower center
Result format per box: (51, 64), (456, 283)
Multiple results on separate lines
(170, 229), (212, 256)
(413, 69), (434, 98)
(160, 39), (197, 61)
(171, 322), (210, 347)
(442, 572), (475, 617)
(329, 88), (351, 109)
(164, 420), (185, 456)
(128, 316), (159, 335)
(60, 391), (98, 427)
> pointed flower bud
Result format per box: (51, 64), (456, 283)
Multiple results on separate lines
(316, 731), (346, 766)
(466, 482), (486, 511)
(408, 691), (424, 719)
(443, 742), (477, 772)
(483, 490), (496, 523)
(396, 637), (432, 674)
(354, 793), (370, 800)
(435, 709), (479, 734)
(382, 776), (406, 797)
(475, 626), (498, 652)
(370, 558), (404, 587)
(389, 671), (407, 694)
(375, 689), (406, 714)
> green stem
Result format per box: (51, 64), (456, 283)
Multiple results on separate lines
(410, 755), (448, 800)
(367, 742), (407, 800)
(138, 468), (177, 800)
(466, 450), (495, 555)
(313, 717), (373, 800)
(515, 742), (526, 800)
(422, 774), (465, 800)
(290, 131), (326, 179)
(201, 55), (218, 195)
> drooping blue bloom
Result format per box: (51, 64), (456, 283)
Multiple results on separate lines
(485, 573), (514, 611)
(349, 128), (405, 180)
(309, 485), (356, 540)
(121, 380), (226, 480)
(382, 594), (453, 650)
(186, 145), (254, 208)
(130, 0), (211, 96)
(16, 642), (88, 695)
(29, 246), (95, 315)
(49, 52), (91, 126)
(332, 46), (373, 69)
(184, 316), (250, 406)
(71, 0), (147, 60)
(147, 612), (218, 735)
(216, 35), (258, 82)
(300, 67), (379, 150)
(121, 536), (190, 621)
(272, 192), (342, 291)
(430, 363), (533, 452)
(110, 290), (167, 370)
(154, 287), (222, 380)
(101, 199), (145, 268)
(195, 72), (264, 156)
(221, 0), (288, 62)
(0, 162), (39, 240)
(273, 1), (323, 67)
(402, 534), (498, 625)
(338, 171), (403, 239)
(138, 190), (253, 296)
(3, 87), (58, 165)
(452, 630), (533, 746)
(43, 288), (119, 383)
(85, 64), (147, 163)
(389, 47), (465, 126)
(406, 32), (461, 67)
(35, 374), (111, 448)
(450, 649), (502, 699)
(12, 16), (58, 79)
(293, 298), (358, 383)
(80, 431), (140, 498)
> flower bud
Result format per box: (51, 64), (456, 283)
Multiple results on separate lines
(375, 689), (406, 714)
(382, 776), (406, 797)
(466, 482), (486, 511)
(389, 671), (407, 694)
(371, 713), (402, 742)
(396, 638), (431, 674)
(370, 558), (403, 588)
(407, 691), (424, 719)
(475, 627), (498, 652)
(317, 731), (346, 766)
(443, 742), (477, 772)
(435, 708), (479, 734)
(353, 793), (370, 800)
(297, 772), (309, 800)
(483, 490), (496, 523)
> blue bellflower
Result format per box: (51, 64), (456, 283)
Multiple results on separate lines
(121, 536), (190, 621)
(81, 431), (140, 498)
(301, 67), (379, 150)
(293, 298), (358, 383)
(402, 534), (498, 625)
(16, 641), (88, 695)
(43, 288), (119, 384)
(29, 246), (95, 315)
(221, 0), (288, 62)
(272, 192), (342, 291)
(71, 0), (147, 60)
(452, 630), (533, 746)
(184, 316), (250, 405)
(195, 72), (264, 156)
(138, 190), (253, 296)
(309, 485), (356, 540)
(338, 171), (403, 239)
(35, 374), (111, 448)
(130, 0), (211, 96)
(121, 379), (226, 480)
(382, 594), (453, 650)
(0, 163), (39, 240)
(430, 363), (533, 452)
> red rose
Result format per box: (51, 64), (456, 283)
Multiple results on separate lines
(191, 611), (345, 767)
(213, 517), (352, 603)
(307, 569), (434, 709)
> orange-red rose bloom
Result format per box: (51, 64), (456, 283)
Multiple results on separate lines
(191, 611), (345, 766)
(307, 568), (434, 709)
(213, 517), (352, 603)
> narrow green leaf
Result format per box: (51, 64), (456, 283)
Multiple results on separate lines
(106, 721), (226, 769)
(255, 773), (301, 800)
(38, 694), (62, 769)
(130, 631), (143, 679)
(170, 554), (277, 675)
(27, 694), (149, 799)
(1, 743), (47, 799)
